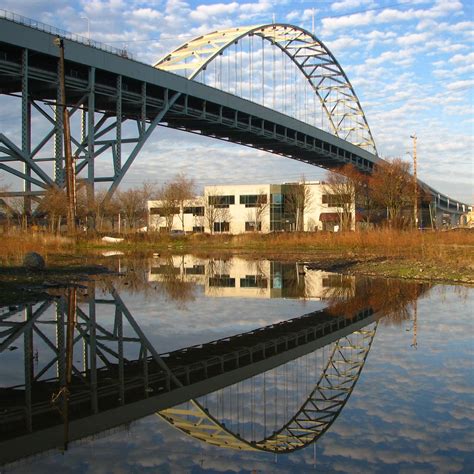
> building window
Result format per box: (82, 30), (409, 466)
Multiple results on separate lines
(184, 206), (204, 216)
(209, 275), (235, 287)
(151, 265), (180, 275)
(271, 193), (283, 205)
(322, 275), (352, 288)
(322, 194), (350, 206)
(240, 275), (268, 288)
(208, 195), (235, 208)
(214, 222), (230, 233)
(149, 207), (179, 215)
(240, 194), (267, 207)
(185, 265), (205, 275)
(192, 225), (204, 233)
(245, 221), (261, 232)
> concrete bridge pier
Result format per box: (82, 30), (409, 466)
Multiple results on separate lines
(433, 205), (464, 229)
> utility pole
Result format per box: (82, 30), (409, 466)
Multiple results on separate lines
(411, 300), (418, 349)
(81, 15), (90, 44)
(54, 37), (76, 235)
(410, 134), (418, 229)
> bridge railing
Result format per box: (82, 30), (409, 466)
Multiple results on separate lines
(0, 8), (133, 59)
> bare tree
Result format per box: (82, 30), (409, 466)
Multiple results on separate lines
(353, 170), (378, 226)
(90, 188), (120, 231)
(204, 187), (231, 234)
(156, 184), (179, 231)
(284, 179), (313, 231)
(171, 173), (196, 231)
(154, 174), (195, 232)
(326, 164), (380, 227)
(245, 190), (269, 232)
(115, 183), (153, 231)
(1, 197), (27, 229)
(325, 165), (356, 231)
(38, 186), (67, 233)
(370, 158), (414, 228)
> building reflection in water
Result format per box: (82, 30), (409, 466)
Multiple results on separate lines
(0, 258), (429, 466)
(149, 255), (355, 300)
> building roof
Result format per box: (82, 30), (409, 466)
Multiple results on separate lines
(319, 212), (339, 222)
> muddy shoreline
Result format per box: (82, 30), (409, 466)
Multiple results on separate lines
(1, 252), (472, 308)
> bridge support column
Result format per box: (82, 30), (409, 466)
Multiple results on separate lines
(86, 67), (96, 229)
(88, 281), (98, 413)
(450, 213), (460, 227)
(24, 305), (34, 433)
(434, 207), (443, 229)
(21, 49), (32, 219)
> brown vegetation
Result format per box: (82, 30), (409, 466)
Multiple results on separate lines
(0, 228), (472, 282)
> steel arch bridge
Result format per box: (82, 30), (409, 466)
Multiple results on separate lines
(0, 12), (469, 217)
(158, 325), (377, 453)
(155, 24), (377, 154)
(0, 281), (379, 465)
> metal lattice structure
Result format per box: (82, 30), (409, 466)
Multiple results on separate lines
(0, 280), (378, 464)
(155, 24), (377, 154)
(0, 13), (469, 220)
(158, 324), (377, 452)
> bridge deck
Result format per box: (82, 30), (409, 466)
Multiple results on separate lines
(0, 305), (375, 463)
(0, 16), (468, 213)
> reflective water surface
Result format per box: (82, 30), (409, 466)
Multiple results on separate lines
(1, 255), (473, 473)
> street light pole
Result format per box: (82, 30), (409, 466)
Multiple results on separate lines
(54, 37), (76, 235)
(81, 16), (90, 43)
(410, 134), (418, 229)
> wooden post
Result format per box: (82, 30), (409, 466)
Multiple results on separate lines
(54, 37), (76, 235)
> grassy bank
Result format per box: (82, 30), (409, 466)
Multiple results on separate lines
(0, 229), (473, 284)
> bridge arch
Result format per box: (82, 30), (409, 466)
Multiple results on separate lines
(158, 324), (377, 452)
(155, 24), (377, 155)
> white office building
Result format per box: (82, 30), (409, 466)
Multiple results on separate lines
(148, 181), (355, 234)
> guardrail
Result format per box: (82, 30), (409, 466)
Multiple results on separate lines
(0, 8), (133, 59)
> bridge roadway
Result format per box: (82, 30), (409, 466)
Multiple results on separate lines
(0, 302), (376, 465)
(0, 17), (468, 214)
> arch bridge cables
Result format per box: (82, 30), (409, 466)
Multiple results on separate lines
(157, 323), (377, 453)
(155, 24), (377, 155)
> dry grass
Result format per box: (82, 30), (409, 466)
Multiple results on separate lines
(1, 228), (473, 268)
(229, 228), (474, 262)
(0, 231), (72, 265)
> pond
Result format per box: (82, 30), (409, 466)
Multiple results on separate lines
(1, 255), (473, 473)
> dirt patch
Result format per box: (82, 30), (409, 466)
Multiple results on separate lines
(0, 265), (113, 307)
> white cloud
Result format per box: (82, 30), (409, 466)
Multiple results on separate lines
(450, 52), (474, 64)
(331, 0), (374, 12)
(326, 35), (362, 55)
(445, 79), (474, 91)
(130, 8), (163, 21)
(190, 2), (239, 21)
(322, 0), (464, 35)
(397, 31), (431, 47)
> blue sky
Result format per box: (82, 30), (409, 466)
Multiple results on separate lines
(1, 0), (473, 203)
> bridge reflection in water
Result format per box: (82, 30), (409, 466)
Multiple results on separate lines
(0, 271), (426, 465)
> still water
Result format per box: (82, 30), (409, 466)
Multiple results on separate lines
(0, 255), (472, 473)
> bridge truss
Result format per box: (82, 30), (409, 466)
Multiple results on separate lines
(159, 324), (377, 453)
(0, 280), (378, 464)
(156, 24), (377, 154)
(0, 12), (468, 217)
